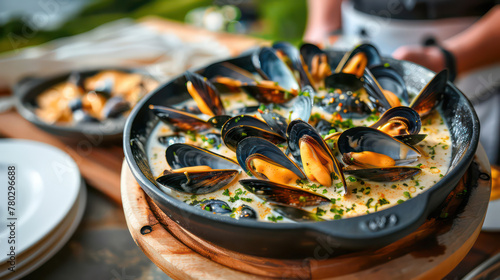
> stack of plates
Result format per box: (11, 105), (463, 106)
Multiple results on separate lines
(0, 140), (86, 280)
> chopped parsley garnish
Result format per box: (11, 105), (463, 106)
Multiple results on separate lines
(378, 198), (390, 205)
(222, 189), (230, 196)
(403, 191), (412, 199)
(267, 215), (283, 222)
(365, 198), (374, 208)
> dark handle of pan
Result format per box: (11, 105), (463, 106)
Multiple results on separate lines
(310, 194), (429, 248)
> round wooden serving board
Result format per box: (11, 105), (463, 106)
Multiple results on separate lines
(122, 146), (491, 280)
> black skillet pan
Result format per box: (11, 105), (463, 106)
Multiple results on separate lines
(123, 50), (480, 259)
(14, 68), (155, 144)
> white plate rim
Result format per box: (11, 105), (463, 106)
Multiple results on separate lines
(0, 183), (86, 279)
(0, 139), (81, 262)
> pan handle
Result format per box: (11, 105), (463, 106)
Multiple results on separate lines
(309, 194), (429, 249)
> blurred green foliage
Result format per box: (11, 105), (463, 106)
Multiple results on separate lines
(0, 0), (307, 54)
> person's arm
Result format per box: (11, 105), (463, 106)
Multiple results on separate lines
(303, 0), (343, 45)
(393, 5), (500, 76)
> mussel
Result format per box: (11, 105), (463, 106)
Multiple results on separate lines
(273, 41), (311, 88)
(184, 71), (225, 117)
(252, 47), (300, 94)
(237, 137), (305, 185)
(150, 105), (213, 132)
(239, 179), (330, 207)
(287, 120), (347, 190)
(370, 106), (421, 136)
(198, 199), (232, 214)
(156, 168), (238, 194)
(410, 69), (448, 118)
(222, 115), (286, 151)
(203, 62), (256, 93)
(156, 144), (240, 194)
(300, 43), (332, 90)
(335, 43), (381, 76)
(369, 64), (409, 104)
(338, 127), (422, 181)
(233, 204), (257, 219)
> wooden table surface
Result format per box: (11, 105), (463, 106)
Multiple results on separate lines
(0, 17), (499, 279)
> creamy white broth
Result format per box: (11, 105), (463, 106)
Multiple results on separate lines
(147, 91), (452, 222)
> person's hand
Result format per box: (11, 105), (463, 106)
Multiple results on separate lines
(392, 45), (446, 73)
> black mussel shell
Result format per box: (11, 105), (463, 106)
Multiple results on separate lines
(239, 179), (329, 207)
(252, 47), (300, 93)
(300, 43), (328, 71)
(221, 115), (272, 138)
(236, 137), (305, 180)
(240, 83), (295, 104)
(204, 62), (255, 85)
(93, 78), (114, 98)
(410, 69), (448, 118)
(223, 125), (286, 152)
(343, 166), (421, 182)
(184, 71), (225, 116)
(336, 43), (381, 73)
(156, 169), (238, 194)
(315, 119), (338, 136)
(363, 68), (393, 110)
(166, 143), (239, 170)
(290, 94), (313, 123)
(150, 105), (212, 132)
(102, 96), (130, 119)
(369, 64), (408, 104)
(337, 127), (420, 165)
(198, 199), (232, 214)
(370, 106), (421, 135)
(68, 98), (83, 112)
(287, 120), (346, 190)
(68, 71), (86, 91)
(273, 41), (311, 88)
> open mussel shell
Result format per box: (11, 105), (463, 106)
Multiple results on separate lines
(335, 43), (381, 73)
(337, 127), (421, 165)
(272, 204), (325, 222)
(221, 115), (271, 138)
(184, 71), (225, 116)
(203, 62), (256, 93)
(230, 105), (260, 115)
(237, 137), (305, 181)
(157, 169), (238, 194)
(272, 41), (311, 88)
(150, 105), (212, 132)
(287, 120), (346, 190)
(369, 65), (408, 104)
(370, 106), (421, 135)
(223, 125), (286, 152)
(410, 69), (448, 118)
(363, 68), (393, 110)
(239, 179), (330, 207)
(300, 43), (328, 72)
(252, 47), (300, 93)
(166, 143), (239, 170)
(260, 111), (288, 138)
(343, 166), (421, 182)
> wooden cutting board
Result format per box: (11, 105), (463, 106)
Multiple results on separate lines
(0, 17), (265, 204)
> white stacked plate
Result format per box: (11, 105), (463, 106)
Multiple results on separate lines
(0, 140), (86, 280)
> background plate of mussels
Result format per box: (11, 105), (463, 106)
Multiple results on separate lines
(15, 68), (159, 143)
(124, 42), (480, 259)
